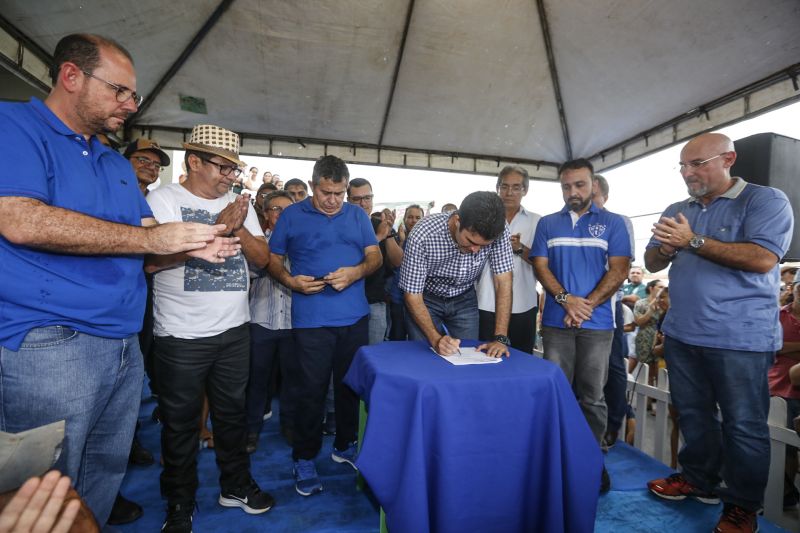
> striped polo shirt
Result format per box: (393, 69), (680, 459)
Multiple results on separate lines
(531, 202), (631, 330)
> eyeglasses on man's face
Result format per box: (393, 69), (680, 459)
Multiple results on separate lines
(197, 156), (242, 178)
(266, 206), (284, 213)
(498, 184), (525, 193)
(81, 69), (143, 107)
(349, 194), (374, 203)
(132, 156), (162, 172)
(676, 153), (725, 172)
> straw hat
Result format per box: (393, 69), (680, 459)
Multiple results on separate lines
(124, 138), (171, 166)
(182, 124), (246, 167)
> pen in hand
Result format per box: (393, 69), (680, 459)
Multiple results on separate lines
(440, 323), (462, 356)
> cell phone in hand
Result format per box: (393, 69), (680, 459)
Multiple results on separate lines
(313, 276), (326, 281)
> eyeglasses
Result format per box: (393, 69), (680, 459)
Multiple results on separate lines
(197, 156), (242, 177)
(349, 194), (374, 203)
(266, 206), (284, 213)
(677, 153), (725, 172)
(132, 156), (162, 171)
(81, 69), (143, 106)
(498, 184), (525, 193)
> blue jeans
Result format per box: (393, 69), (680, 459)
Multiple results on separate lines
(0, 326), (143, 525)
(406, 288), (479, 341)
(664, 336), (773, 511)
(368, 302), (388, 345)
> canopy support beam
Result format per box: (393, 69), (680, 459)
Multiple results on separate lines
(377, 0), (416, 148)
(128, 0), (236, 138)
(536, 0), (573, 161)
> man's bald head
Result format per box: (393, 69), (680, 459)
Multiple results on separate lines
(679, 132), (738, 202)
(682, 133), (735, 158)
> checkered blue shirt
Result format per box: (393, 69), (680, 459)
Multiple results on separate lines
(399, 212), (514, 298)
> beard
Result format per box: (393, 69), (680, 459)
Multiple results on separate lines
(75, 89), (128, 135)
(567, 196), (591, 212)
(686, 184), (709, 198)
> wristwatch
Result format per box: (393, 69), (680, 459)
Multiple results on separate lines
(513, 246), (524, 256)
(493, 334), (511, 346)
(555, 291), (569, 305)
(689, 234), (706, 250)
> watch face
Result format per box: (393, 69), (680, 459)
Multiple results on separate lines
(690, 235), (705, 249)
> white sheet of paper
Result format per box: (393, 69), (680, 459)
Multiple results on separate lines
(431, 346), (503, 365)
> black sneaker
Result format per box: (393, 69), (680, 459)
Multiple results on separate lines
(162, 502), (193, 533)
(219, 479), (275, 515)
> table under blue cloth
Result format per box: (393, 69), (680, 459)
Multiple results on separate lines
(344, 340), (602, 533)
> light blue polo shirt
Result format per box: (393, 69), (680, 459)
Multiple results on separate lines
(531, 203), (631, 330)
(0, 98), (152, 350)
(646, 178), (793, 352)
(268, 197), (377, 328)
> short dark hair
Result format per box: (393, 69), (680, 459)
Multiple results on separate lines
(405, 204), (423, 213)
(347, 177), (372, 195)
(558, 158), (594, 178)
(312, 155), (349, 186)
(496, 165), (529, 190)
(50, 33), (133, 84)
(593, 174), (609, 197)
(457, 191), (506, 241)
(284, 178), (307, 191)
(266, 190), (293, 205)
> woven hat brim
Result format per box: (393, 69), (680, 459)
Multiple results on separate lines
(182, 142), (246, 168)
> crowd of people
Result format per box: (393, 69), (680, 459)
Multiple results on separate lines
(0, 32), (796, 533)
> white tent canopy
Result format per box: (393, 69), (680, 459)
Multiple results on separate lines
(1, 0), (798, 179)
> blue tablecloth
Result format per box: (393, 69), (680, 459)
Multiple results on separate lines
(344, 341), (602, 533)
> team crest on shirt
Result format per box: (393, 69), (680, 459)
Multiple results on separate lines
(588, 223), (607, 238)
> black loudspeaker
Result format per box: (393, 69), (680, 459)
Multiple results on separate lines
(731, 132), (800, 261)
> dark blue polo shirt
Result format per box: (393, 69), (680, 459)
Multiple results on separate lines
(0, 98), (152, 350)
(269, 197), (377, 328)
(531, 202), (631, 330)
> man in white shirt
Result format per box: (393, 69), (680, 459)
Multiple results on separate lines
(145, 124), (273, 532)
(477, 166), (541, 353)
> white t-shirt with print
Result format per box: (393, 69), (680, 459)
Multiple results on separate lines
(147, 184), (263, 339)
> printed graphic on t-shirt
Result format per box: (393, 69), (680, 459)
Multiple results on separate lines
(180, 206), (246, 292)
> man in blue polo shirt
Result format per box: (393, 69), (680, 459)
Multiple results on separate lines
(531, 158), (631, 493)
(0, 34), (235, 526)
(267, 155), (382, 497)
(645, 133), (793, 532)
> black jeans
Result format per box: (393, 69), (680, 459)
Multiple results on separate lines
(291, 316), (368, 461)
(139, 273), (158, 395)
(245, 324), (296, 435)
(154, 324), (251, 505)
(388, 301), (407, 341)
(478, 306), (538, 353)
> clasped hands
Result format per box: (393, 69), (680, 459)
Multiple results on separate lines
(562, 295), (594, 328)
(651, 212), (694, 255)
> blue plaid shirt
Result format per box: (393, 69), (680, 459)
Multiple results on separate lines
(399, 213), (514, 298)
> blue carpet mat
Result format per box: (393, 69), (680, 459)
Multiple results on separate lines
(117, 392), (789, 532)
